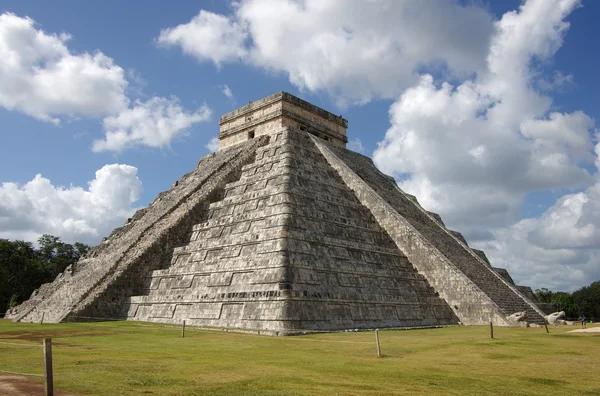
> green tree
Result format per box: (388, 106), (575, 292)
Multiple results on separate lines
(37, 234), (84, 277)
(0, 235), (90, 313)
(0, 239), (39, 313)
(550, 292), (578, 318)
(572, 281), (600, 320)
(535, 288), (554, 303)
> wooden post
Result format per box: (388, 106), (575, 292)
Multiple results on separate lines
(181, 320), (186, 338)
(375, 329), (382, 358)
(490, 321), (494, 339)
(43, 338), (53, 396)
(41, 312), (45, 325)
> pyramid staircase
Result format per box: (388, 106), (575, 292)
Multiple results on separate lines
(8, 137), (268, 324)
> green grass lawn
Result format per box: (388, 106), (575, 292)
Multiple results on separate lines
(0, 320), (599, 395)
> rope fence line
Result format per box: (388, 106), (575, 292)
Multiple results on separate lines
(60, 316), (398, 346)
(67, 315), (126, 322)
(17, 313), (448, 338)
(0, 369), (44, 377)
(5, 314), (388, 346)
(0, 341), (42, 348)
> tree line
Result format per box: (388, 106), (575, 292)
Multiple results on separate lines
(535, 283), (600, 320)
(0, 235), (89, 314)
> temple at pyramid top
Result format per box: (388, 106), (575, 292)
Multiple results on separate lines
(6, 91), (553, 334)
(218, 92), (348, 150)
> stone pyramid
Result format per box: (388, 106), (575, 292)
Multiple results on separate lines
(7, 92), (547, 334)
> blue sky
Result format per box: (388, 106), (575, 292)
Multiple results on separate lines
(1, 0), (599, 291)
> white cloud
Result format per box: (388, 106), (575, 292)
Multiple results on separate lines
(221, 84), (234, 99)
(520, 111), (595, 162)
(347, 137), (365, 153)
(157, 10), (247, 66)
(537, 70), (574, 91)
(92, 97), (212, 152)
(205, 136), (220, 152)
(0, 12), (129, 123)
(372, 0), (597, 290)
(0, 12), (213, 152)
(126, 68), (148, 98)
(479, 176), (600, 292)
(157, 0), (494, 105)
(374, 0), (590, 222)
(0, 164), (142, 245)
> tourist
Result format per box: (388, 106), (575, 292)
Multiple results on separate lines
(580, 314), (587, 329)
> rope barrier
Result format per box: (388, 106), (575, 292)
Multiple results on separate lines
(6, 314), (442, 346)
(0, 342), (42, 348)
(54, 314), (444, 335)
(0, 369), (44, 377)
(66, 315), (126, 322)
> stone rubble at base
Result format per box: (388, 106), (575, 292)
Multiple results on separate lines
(6, 92), (548, 334)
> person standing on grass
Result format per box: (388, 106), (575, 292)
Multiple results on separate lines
(580, 314), (587, 329)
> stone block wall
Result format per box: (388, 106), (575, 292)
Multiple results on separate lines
(126, 128), (457, 333)
(218, 92), (348, 150)
(315, 137), (546, 325)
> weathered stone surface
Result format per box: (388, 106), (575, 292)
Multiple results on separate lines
(7, 137), (268, 323)
(472, 249), (491, 266)
(536, 303), (557, 315)
(514, 285), (556, 315)
(317, 138), (545, 325)
(493, 268), (515, 285)
(219, 92), (348, 150)
(545, 311), (566, 324)
(7, 91), (545, 332)
(126, 130), (456, 333)
(507, 311), (527, 324)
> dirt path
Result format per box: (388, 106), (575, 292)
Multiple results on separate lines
(0, 376), (80, 396)
(568, 327), (600, 333)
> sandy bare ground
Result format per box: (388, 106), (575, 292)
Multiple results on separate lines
(568, 327), (600, 333)
(0, 376), (80, 396)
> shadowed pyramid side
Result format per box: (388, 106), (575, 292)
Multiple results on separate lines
(279, 130), (457, 330)
(314, 137), (546, 325)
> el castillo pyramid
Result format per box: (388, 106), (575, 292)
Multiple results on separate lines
(6, 92), (549, 334)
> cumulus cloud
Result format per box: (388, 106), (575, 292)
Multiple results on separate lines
(374, 0), (590, 223)
(92, 97), (211, 152)
(157, 10), (247, 66)
(0, 164), (142, 245)
(0, 12), (212, 152)
(205, 136), (220, 152)
(157, 0), (494, 105)
(0, 12), (129, 123)
(480, 177), (600, 291)
(373, 0), (597, 290)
